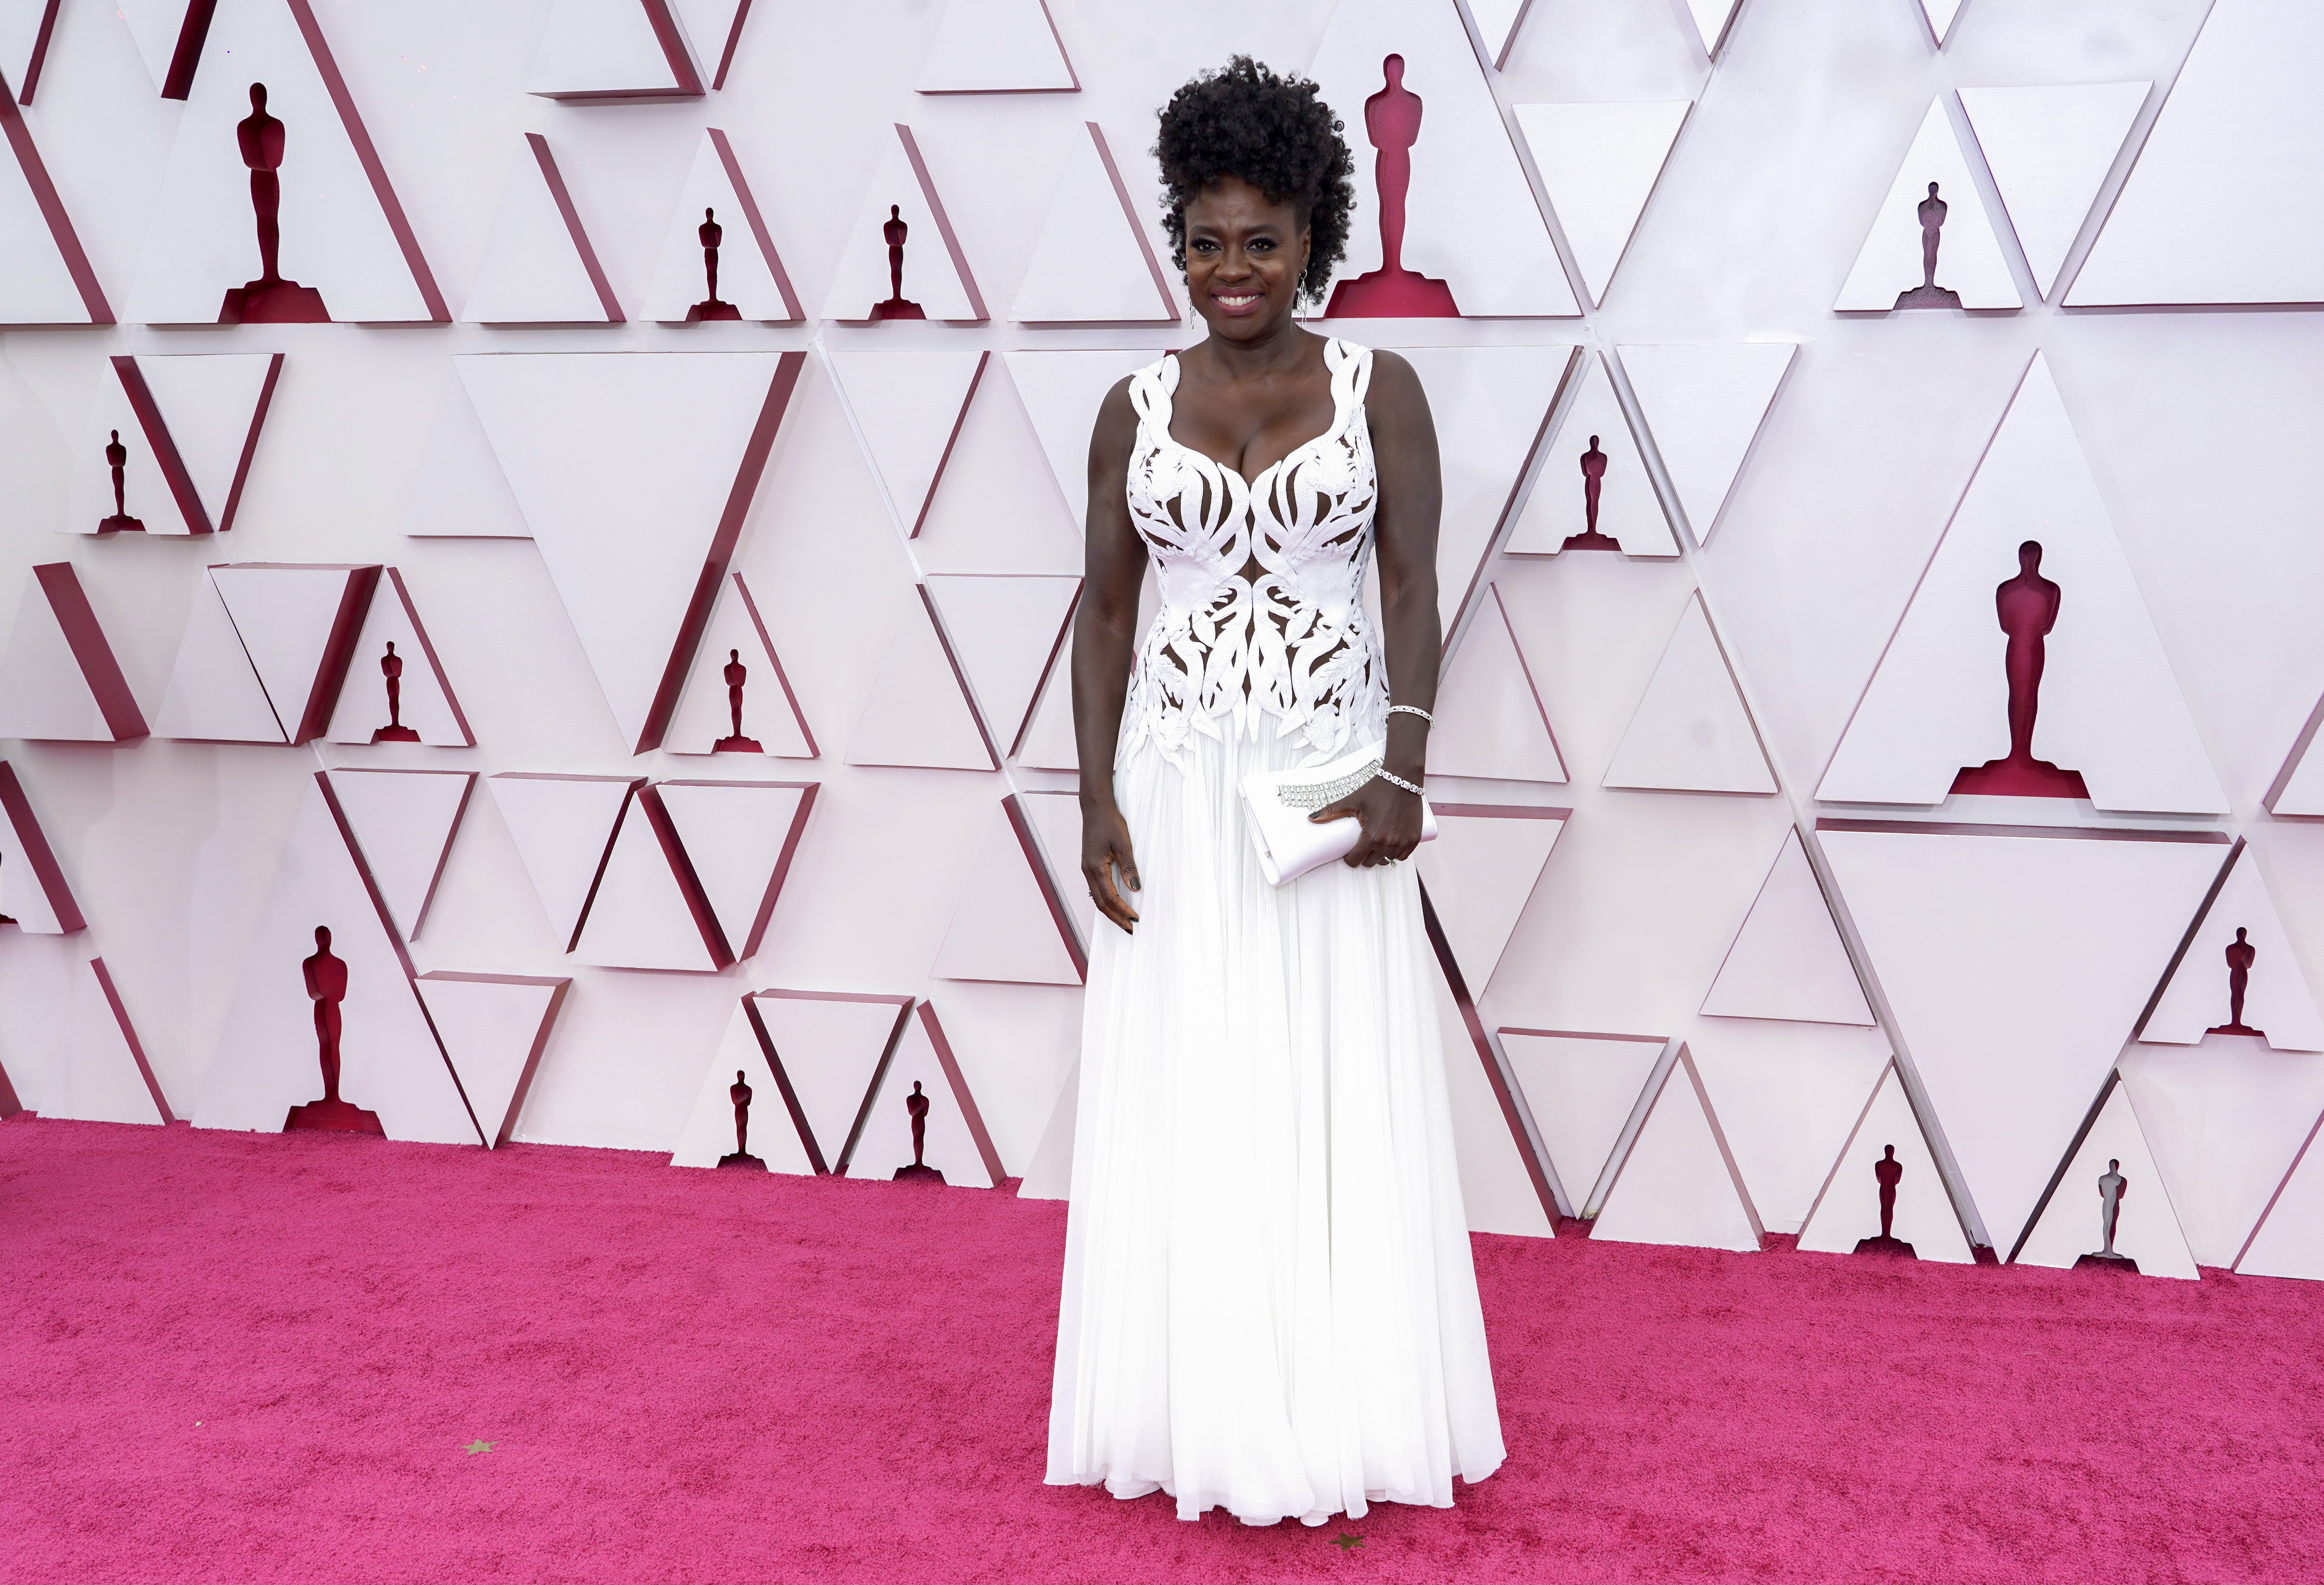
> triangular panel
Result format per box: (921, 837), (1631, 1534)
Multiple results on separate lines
(1700, 830), (1872, 1024)
(1003, 348), (1163, 532)
(1401, 345), (1572, 628)
(1011, 122), (1173, 324)
(1412, 804), (1567, 993)
(1795, 1062), (1973, 1262)
(846, 1003), (1005, 1186)
(484, 772), (639, 952)
(2236, 1109), (2324, 1280)
(1589, 1046), (1763, 1251)
(1602, 594), (1776, 794)
(747, 989), (914, 1172)
(0, 73), (110, 324)
(1427, 584), (1566, 783)
(323, 569), (472, 746)
(2142, 845), (2324, 1051)
(914, 0), (1076, 92)
(151, 576), (289, 744)
(1959, 82), (2148, 300)
(1502, 350), (1678, 558)
(0, 762), (83, 933)
(74, 352), (282, 536)
(2121, 1041), (2324, 1269)
(63, 959), (171, 1125)
(931, 798), (1082, 986)
(1817, 356), (2227, 814)
(417, 971), (570, 1147)
(827, 347), (988, 536)
(210, 563), (377, 744)
(665, 573), (816, 759)
(671, 996), (818, 1173)
(526, 0), (701, 100)
(924, 573), (1078, 756)
(569, 785), (725, 971)
(1498, 1029), (1665, 1214)
(0, 565), (145, 742)
(459, 133), (621, 324)
(845, 592), (997, 771)
(1513, 101), (1689, 305)
(1681, 0), (1741, 56)
(1615, 342), (1794, 543)
(654, 779), (816, 962)
(324, 768), (475, 941)
(2069, 0), (2324, 307)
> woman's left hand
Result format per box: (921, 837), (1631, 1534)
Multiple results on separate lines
(1309, 773), (1425, 867)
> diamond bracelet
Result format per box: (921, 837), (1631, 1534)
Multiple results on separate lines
(1387, 704), (1434, 723)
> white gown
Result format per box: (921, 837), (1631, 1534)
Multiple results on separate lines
(1045, 339), (1505, 1526)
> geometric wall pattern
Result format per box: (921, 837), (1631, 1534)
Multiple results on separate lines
(8, 0), (2324, 1293)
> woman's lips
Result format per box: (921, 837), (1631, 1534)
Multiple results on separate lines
(1211, 288), (1263, 316)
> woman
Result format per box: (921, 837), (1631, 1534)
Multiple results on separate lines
(1045, 58), (1504, 1527)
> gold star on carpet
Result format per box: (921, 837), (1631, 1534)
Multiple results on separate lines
(1332, 1532), (1364, 1551)
(463, 1440), (496, 1455)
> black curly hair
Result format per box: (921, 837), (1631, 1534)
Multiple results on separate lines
(1154, 57), (1356, 307)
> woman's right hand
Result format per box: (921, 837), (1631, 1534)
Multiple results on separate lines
(1081, 802), (1141, 934)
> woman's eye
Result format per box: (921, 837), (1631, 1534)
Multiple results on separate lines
(1191, 239), (1218, 253)
(1249, 238), (1274, 251)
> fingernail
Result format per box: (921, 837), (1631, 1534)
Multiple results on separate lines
(1129, 878), (1141, 891)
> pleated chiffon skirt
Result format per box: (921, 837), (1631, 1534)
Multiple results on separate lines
(1045, 723), (1505, 1526)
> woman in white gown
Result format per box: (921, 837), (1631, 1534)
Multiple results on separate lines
(1045, 59), (1505, 1527)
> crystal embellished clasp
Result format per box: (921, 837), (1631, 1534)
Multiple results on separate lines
(1275, 759), (1382, 811)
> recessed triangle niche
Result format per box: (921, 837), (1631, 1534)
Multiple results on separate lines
(1816, 355), (2227, 815)
(73, 353), (283, 536)
(154, 564), (377, 745)
(416, 972), (571, 1148)
(1795, 1062), (1973, 1262)
(485, 772), (640, 952)
(1502, 351), (1678, 558)
(931, 796), (1083, 986)
(914, 0), (1077, 93)
(1614, 342), (1793, 544)
(0, 565), (146, 742)
(1512, 101), (1690, 307)
(0, 74), (109, 324)
(827, 348), (988, 536)
(1400, 345), (1574, 628)
(2014, 1078), (2198, 1278)
(1427, 584), (1567, 783)
(570, 784), (727, 971)
(1305, 0), (1578, 317)
(847, 1004), (1006, 1186)
(2140, 843), (2324, 1052)
(126, 0), (447, 324)
(1818, 821), (2227, 1252)
(457, 350), (805, 754)
(460, 134), (622, 324)
(323, 569), (472, 747)
(1958, 82), (2149, 302)
(665, 573), (816, 759)
(1011, 123), (1173, 325)
(641, 130), (802, 324)
(1833, 98), (2019, 313)
(527, 0), (703, 100)
(193, 775), (482, 1145)
(2069, 0), (2324, 307)
(1700, 831), (1872, 1025)
(671, 996), (819, 1174)
(1601, 594), (1776, 795)
(820, 124), (985, 323)
(1497, 1029), (1667, 1215)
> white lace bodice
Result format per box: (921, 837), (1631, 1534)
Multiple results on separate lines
(1117, 338), (1387, 768)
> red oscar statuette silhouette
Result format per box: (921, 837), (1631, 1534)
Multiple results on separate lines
(2206, 927), (2266, 1039)
(870, 204), (925, 321)
(893, 1080), (944, 1182)
(719, 1069), (766, 1169)
(713, 648), (762, 753)
(1855, 1144), (1916, 1256)
(2076, 1158), (2138, 1272)
(1894, 182), (1962, 311)
(1949, 540), (2090, 799)
(99, 429), (144, 533)
(285, 926), (383, 1134)
(1562, 436), (1620, 551)
(220, 84), (330, 324)
(371, 642), (420, 742)
(1325, 54), (1459, 319)
(689, 207), (741, 323)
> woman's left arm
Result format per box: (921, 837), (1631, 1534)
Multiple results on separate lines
(1311, 348), (1442, 866)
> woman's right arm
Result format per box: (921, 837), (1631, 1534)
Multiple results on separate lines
(1072, 377), (1148, 935)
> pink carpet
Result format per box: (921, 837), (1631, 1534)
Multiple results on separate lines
(3, 1116), (2318, 1583)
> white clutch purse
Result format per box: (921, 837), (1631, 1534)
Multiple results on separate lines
(1238, 737), (1438, 887)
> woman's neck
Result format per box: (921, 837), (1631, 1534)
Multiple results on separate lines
(1191, 317), (1317, 380)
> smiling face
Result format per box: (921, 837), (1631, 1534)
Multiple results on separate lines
(1182, 175), (1309, 344)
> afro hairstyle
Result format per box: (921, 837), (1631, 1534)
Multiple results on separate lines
(1154, 56), (1356, 307)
